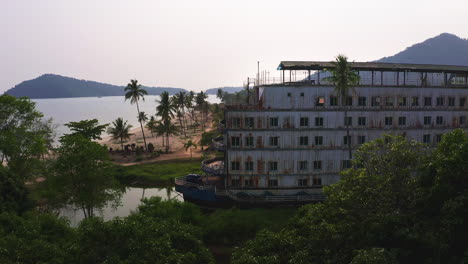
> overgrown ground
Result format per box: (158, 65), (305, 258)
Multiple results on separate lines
(113, 158), (203, 186)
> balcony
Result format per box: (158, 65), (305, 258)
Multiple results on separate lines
(212, 136), (225, 151)
(201, 157), (225, 176)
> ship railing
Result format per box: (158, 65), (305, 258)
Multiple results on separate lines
(211, 136), (225, 151)
(174, 176), (215, 191)
(201, 157), (225, 176)
(220, 189), (326, 202)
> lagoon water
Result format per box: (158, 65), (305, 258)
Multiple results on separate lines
(32, 94), (218, 224)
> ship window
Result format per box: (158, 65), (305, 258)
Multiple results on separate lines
(385, 117), (393, 126)
(358, 96), (367, 106)
(268, 179), (278, 187)
(436, 116), (443, 125)
(448, 97), (455, 106)
(312, 177), (322, 186)
(244, 179), (253, 186)
(300, 92), (305, 97)
(436, 97), (444, 106)
(345, 96), (353, 106)
(424, 97), (432, 106)
(231, 161), (240, 171)
(358, 117), (366, 126)
(299, 161), (308, 171)
(424, 116), (432, 125)
(399, 116), (406, 126)
(330, 96), (338, 106)
(314, 136), (323, 145)
(411, 96), (419, 106)
(460, 116), (466, 125)
(315, 117), (324, 126)
(245, 136), (254, 147)
(460, 97), (466, 107)
(371, 96), (380, 106)
(245, 117), (254, 128)
(231, 179), (241, 186)
(313, 161), (322, 170)
(423, 134), (431, 144)
(269, 117), (279, 127)
(269, 136), (279, 146)
(344, 116), (352, 126)
(342, 160), (352, 169)
(245, 161), (254, 171)
(231, 136), (240, 147)
(269, 161), (278, 171)
(299, 136), (309, 146)
(435, 134), (442, 143)
(385, 97), (394, 106)
(398, 97), (407, 106)
(232, 117), (241, 128)
(316, 96), (325, 106)
(343, 135), (351, 145)
(357, 136), (366, 145)
(300, 117), (309, 127)
(287, 92), (291, 97)
(298, 178), (308, 186)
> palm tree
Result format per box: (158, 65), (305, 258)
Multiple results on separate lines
(195, 91), (208, 130)
(154, 121), (166, 148)
(156, 91), (176, 123)
(145, 116), (157, 137)
(172, 92), (187, 136)
(185, 91), (196, 130)
(216, 89), (225, 101)
(107, 117), (133, 150)
(183, 139), (198, 159)
(325, 55), (360, 160)
(161, 119), (178, 153)
(124, 79), (148, 151)
(138, 111), (148, 125)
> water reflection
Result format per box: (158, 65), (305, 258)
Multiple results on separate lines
(61, 187), (183, 226)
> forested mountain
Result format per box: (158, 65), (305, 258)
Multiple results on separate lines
(376, 33), (468, 65)
(5, 74), (187, 99)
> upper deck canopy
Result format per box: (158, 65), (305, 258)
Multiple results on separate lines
(277, 61), (468, 74)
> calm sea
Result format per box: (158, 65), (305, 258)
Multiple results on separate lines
(33, 94), (219, 139)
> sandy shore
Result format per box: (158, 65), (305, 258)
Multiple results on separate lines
(99, 114), (213, 166)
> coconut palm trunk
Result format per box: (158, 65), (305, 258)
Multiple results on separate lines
(135, 101), (147, 151)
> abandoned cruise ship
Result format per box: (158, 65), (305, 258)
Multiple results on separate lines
(175, 60), (468, 205)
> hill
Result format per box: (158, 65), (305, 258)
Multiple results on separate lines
(205, 87), (243, 95)
(376, 33), (468, 65)
(5, 74), (187, 99)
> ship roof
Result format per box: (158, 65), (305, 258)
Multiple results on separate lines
(277, 61), (468, 74)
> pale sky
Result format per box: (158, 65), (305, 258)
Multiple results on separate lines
(1, 0), (467, 92)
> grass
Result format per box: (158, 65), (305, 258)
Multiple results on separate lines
(114, 158), (203, 186)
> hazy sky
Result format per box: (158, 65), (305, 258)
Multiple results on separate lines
(1, 0), (467, 92)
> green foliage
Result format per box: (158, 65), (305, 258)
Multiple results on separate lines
(0, 94), (52, 180)
(107, 117), (133, 150)
(115, 159), (202, 185)
(0, 167), (31, 213)
(0, 212), (76, 264)
(233, 130), (468, 264)
(200, 130), (219, 146)
(203, 208), (296, 246)
(147, 142), (154, 152)
(64, 119), (108, 141)
(45, 134), (123, 218)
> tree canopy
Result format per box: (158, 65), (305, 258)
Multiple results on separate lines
(64, 119), (108, 141)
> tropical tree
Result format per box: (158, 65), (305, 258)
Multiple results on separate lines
(64, 119), (108, 141)
(48, 134), (122, 218)
(124, 79), (148, 151)
(195, 91), (208, 131)
(325, 55), (360, 160)
(145, 116), (157, 137)
(185, 91), (196, 129)
(154, 121), (166, 148)
(216, 89), (225, 101)
(137, 111), (148, 127)
(172, 91), (187, 136)
(160, 120), (178, 153)
(156, 91), (176, 122)
(183, 140), (198, 159)
(107, 118), (133, 150)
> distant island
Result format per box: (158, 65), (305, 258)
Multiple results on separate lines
(5, 74), (188, 99)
